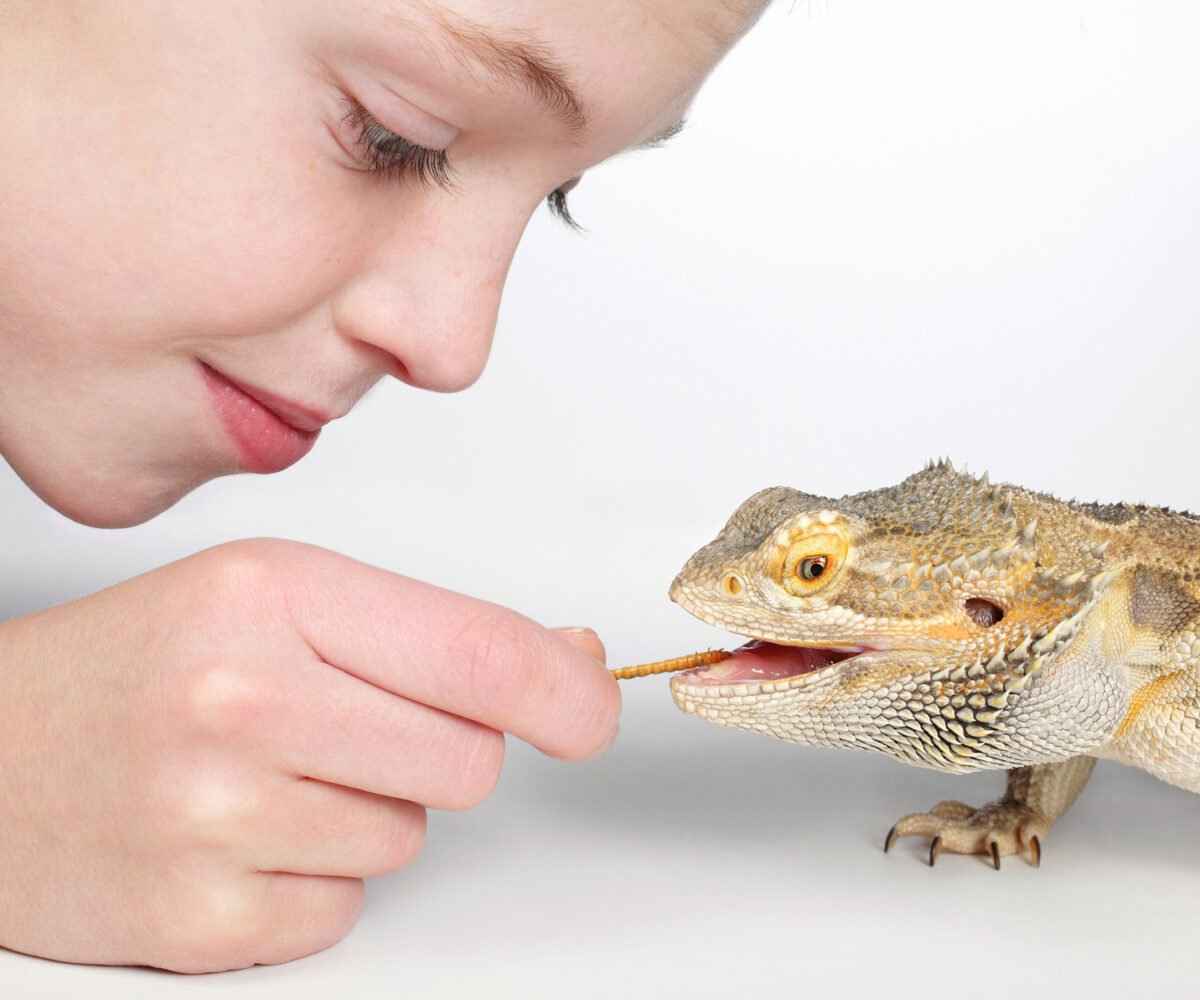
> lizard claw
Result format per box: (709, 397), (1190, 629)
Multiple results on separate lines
(884, 798), (1049, 869)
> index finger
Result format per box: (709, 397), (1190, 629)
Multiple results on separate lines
(276, 543), (621, 760)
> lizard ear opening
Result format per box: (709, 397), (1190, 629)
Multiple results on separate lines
(965, 597), (1005, 627)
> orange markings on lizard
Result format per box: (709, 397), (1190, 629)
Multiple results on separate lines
(1114, 670), (1185, 740)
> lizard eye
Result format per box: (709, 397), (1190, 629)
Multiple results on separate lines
(771, 531), (848, 596)
(800, 557), (828, 580)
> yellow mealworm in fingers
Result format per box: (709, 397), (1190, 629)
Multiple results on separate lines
(610, 649), (731, 680)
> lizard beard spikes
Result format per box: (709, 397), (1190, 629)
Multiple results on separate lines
(659, 463), (1200, 866)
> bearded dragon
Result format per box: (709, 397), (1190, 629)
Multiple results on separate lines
(660, 461), (1200, 868)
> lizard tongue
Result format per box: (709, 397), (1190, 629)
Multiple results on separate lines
(681, 640), (862, 685)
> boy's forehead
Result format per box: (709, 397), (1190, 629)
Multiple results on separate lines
(422, 0), (766, 48)
(395, 0), (766, 141)
(630, 0), (771, 47)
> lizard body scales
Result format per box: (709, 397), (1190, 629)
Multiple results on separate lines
(660, 461), (1200, 865)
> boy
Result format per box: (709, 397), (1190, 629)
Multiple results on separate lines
(0, 0), (766, 973)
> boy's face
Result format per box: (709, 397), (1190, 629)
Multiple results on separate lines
(0, 0), (761, 527)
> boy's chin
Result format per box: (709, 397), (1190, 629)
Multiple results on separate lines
(13, 458), (207, 529)
(54, 489), (187, 530)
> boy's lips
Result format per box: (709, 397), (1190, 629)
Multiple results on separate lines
(226, 376), (331, 434)
(200, 363), (326, 473)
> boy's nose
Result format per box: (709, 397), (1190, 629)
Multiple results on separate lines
(331, 209), (521, 393)
(333, 267), (504, 394)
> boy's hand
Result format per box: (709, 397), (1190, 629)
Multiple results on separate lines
(0, 540), (618, 973)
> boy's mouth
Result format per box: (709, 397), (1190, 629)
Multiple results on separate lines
(200, 362), (321, 474)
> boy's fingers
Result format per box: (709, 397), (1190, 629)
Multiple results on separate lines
(551, 626), (607, 665)
(250, 779), (427, 879)
(280, 544), (621, 761)
(263, 653), (507, 810)
(250, 873), (364, 969)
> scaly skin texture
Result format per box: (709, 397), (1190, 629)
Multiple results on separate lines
(667, 462), (1200, 865)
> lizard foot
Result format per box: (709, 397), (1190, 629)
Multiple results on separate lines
(883, 799), (1049, 869)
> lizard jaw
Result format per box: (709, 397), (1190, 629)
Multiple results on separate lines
(674, 640), (869, 688)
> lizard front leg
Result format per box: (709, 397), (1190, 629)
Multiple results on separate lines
(883, 755), (1097, 869)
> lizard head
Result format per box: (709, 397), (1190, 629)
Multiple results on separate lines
(667, 461), (1124, 773)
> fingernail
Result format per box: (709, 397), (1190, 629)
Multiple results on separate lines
(552, 626), (607, 665)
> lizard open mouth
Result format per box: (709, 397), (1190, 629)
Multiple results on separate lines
(678, 640), (868, 685)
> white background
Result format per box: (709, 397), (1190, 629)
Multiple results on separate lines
(3, 1), (1199, 995)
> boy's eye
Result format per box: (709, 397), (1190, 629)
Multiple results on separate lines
(341, 98), (452, 189)
(339, 97), (581, 229)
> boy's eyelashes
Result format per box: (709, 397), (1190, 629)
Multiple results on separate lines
(340, 98), (581, 229)
(547, 176), (582, 231)
(342, 98), (452, 189)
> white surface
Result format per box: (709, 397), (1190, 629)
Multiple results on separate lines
(3, 1), (1200, 995)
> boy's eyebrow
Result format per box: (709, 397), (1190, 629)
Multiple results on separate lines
(430, 11), (589, 137)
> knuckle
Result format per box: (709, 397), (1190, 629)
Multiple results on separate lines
(158, 771), (259, 847)
(186, 538), (345, 627)
(444, 725), (505, 810)
(156, 884), (263, 973)
(195, 538), (289, 603)
(147, 862), (368, 973)
(453, 610), (547, 715)
(159, 877), (366, 973)
(176, 662), (270, 739)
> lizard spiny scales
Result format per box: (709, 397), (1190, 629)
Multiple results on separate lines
(666, 461), (1200, 866)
